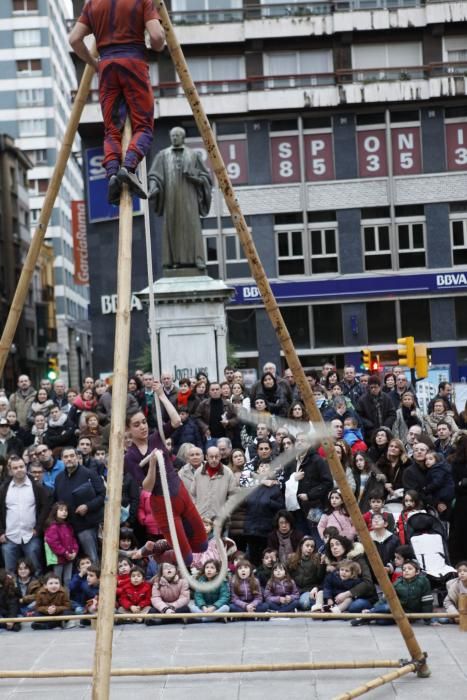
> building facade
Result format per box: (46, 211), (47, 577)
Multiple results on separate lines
(0, 0), (92, 388)
(73, 0), (467, 379)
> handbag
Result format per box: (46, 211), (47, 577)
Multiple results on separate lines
(285, 475), (299, 511)
(44, 541), (58, 566)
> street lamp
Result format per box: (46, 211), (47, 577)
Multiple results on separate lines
(75, 335), (83, 389)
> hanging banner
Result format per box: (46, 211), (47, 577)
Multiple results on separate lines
(391, 126), (422, 175)
(445, 122), (467, 171)
(357, 129), (388, 178)
(270, 134), (301, 183)
(187, 137), (249, 184)
(303, 132), (335, 181)
(84, 147), (143, 222)
(71, 200), (89, 285)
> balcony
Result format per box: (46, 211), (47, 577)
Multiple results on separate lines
(75, 61), (467, 120)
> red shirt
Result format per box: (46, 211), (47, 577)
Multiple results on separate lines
(78, 0), (160, 51)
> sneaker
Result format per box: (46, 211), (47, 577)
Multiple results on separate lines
(108, 175), (122, 205)
(8, 622), (21, 632)
(64, 619), (79, 629)
(117, 167), (147, 199)
(350, 618), (370, 626)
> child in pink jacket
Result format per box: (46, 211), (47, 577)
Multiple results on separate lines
(146, 562), (190, 625)
(44, 502), (79, 587)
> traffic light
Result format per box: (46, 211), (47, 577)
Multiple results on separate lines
(360, 348), (372, 370)
(47, 355), (59, 381)
(415, 344), (428, 379)
(397, 336), (415, 369)
(371, 356), (380, 373)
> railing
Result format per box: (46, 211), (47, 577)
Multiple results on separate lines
(65, 0), (459, 32)
(72, 61), (466, 104)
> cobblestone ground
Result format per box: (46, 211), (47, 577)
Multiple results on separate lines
(0, 619), (465, 699)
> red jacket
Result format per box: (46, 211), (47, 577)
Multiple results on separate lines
(117, 580), (152, 610)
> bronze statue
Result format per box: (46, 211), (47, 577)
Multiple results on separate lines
(148, 127), (212, 270)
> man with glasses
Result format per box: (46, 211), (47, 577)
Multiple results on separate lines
(35, 445), (65, 491)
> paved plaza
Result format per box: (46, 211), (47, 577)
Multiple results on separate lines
(0, 619), (465, 699)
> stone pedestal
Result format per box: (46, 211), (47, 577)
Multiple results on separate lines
(137, 275), (234, 382)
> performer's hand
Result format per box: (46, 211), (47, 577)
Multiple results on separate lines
(153, 379), (163, 397)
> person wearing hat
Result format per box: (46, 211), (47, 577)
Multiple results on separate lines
(0, 418), (24, 460)
(356, 375), (396, 443)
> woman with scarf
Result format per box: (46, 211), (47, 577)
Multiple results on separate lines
(392, 391), (425, 443)
(259, 372), (289, 418)
(267, 510), (303, 564)
(67, 388), (97, 433)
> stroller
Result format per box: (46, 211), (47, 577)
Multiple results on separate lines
(406, 511), (457, 605)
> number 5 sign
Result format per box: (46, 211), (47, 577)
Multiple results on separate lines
(391, 126), (422, 175)
(304, 133), (335, 181)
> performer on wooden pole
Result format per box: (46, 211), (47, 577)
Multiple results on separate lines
(69, 0), (165, 204)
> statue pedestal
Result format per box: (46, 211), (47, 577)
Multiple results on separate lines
(137, 275), (234, 381)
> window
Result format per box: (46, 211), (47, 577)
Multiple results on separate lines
(203, 233), (219, 278)
(281, 306), (310, 349)
(397, 221), (425, 268)
(444, 36), (467, 63)
(172, 0), (242, 22)
(260, 0), (313, 17)
(451, 218), (467, 266)
(310, 227), (338, 274)
(24, 149), (48, 166)
(352, 42), (422, 80)
(363, 222), (392, 271)
(14, 29), (41, 47)
(224, 233), (249, 278)
(30, 209), (40, 225)
(277, 228), (305, 276)
(17, 89), (45, 107)
(367, 301), (397, 344)
(313, 305), (343, 348)
(227, 309), (257, 352)
(13, 0), (38, 12)
(19, 119), (46, 137)
(400, 299), (431, 341)
(186, 56), (245, 93)
(455, 298), (467, 339)
(16, 59), (42, 76)
(264, 50), (333, 87)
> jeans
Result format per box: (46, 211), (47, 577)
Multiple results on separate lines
(347, 598), (372, 613)
(298, 591), (315, 611)
(2, 535), (43, 575)
(188, 602), (230, 622)
(229, 602), (268, 614)
(77, 528), (99, 564)
(53, 562), (74, 588)
(265, 600), (298, 613)
(145, 605), (190, 625)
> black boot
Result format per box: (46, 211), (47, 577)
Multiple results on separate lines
(117, 167), (147, 199)
(108, 174), (122, 205)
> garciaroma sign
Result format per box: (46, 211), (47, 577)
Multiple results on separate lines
(71, 200), (89, 285)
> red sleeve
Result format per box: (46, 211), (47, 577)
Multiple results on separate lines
(78, 0), (92, 27)
(144, 0), (161, 22)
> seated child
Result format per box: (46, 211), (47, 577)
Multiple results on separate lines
(116, 557), (133, 598)
(351, 559), (433, 626)
(287, 536), (325, 611)
(0, 568), (20, 632)
(229, 559), (267, 614)
(83, 565), (100, 615)
(117, 566), (152, 622)
(68, 556), (92, 613)
(32, 572), (72, 630)
(255, 548), (278, 588)
(263, 562), (299, 612)
(323, 560), (363, 613)
(387, 545), (415, 583)
(443, 560), (467, 621)
(189, 559), (230, 622)
(363, 493), (395, 533)
(14, 558), (40, 615)
(146, 562), (190, 625)
(369, 513), (400, 569)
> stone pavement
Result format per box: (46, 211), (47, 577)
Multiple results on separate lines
(0, 619), (465, 699)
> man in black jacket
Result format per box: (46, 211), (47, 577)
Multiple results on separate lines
(357, 375), (396, 442)
(54, 447), (105, 564)
(0, 455), (51, 574)
(0, 418), (24, 460)
(282, 432), (333, 541)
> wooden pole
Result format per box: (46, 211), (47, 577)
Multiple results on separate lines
(0, 61), (96, 381)
(156, 0), (430, 677)
(458, 594), (467, 631)
(91, 118), (133, 700)
(0, 660), (405, 680)
(333, 663), (417, 700)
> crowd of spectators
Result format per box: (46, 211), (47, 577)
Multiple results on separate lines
(0, 361), (466, 631)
